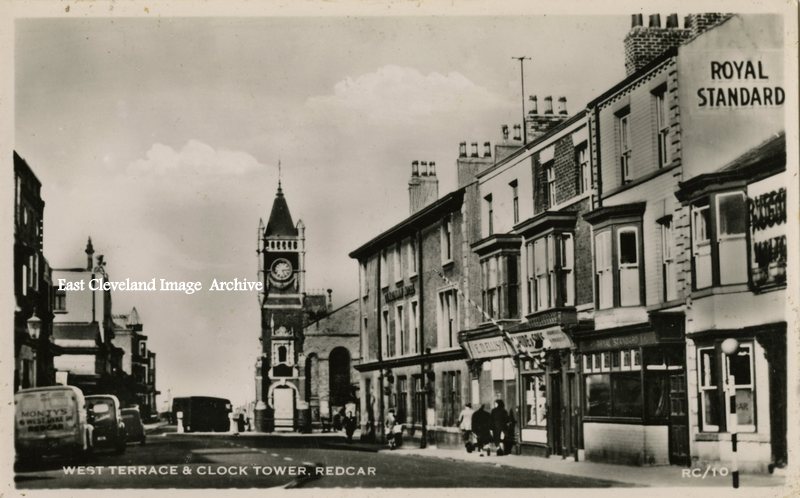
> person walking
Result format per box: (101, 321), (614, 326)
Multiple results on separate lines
(344, 410), (357, 443)
(470, 404), (493, 457)
(491, 400), (509, 456)
(458, 403), (474, 452)
(385, 409), (398, 449)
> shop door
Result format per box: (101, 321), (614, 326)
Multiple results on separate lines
(549, 374), (563, 456)
(668, 372), (690, 465)
(274, 387), (295, 430)
(567, 372), (579, 458)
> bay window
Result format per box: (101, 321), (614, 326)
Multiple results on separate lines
(526, 233), (575, 312)
(691, 190), (748, 290)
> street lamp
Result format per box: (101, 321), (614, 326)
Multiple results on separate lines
(721, 338), (740, 489)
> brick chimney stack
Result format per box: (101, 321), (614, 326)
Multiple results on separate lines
(526, 94), (570, 141)
(408, 159), (439, 214)
(457, 139), (494, 189)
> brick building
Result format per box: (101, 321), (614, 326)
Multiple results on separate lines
(350, 156), (485, 446)
(14, 151), (58, 391)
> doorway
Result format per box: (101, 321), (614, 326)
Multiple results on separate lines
(273, 387), (295, 430)
(549, 373), (563, 456)
(668, 371), (690, 465)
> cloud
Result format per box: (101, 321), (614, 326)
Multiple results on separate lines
(128, 140), (267, 177)
(305, 65), (510, 128)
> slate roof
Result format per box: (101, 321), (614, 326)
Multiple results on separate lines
(265, 184), (298, 237)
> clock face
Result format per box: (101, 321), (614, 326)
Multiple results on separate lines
(271, 259), (293, 281)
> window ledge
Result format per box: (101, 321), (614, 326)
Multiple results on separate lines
(646, 299), (685, 312)
(695, 432), (766, 442)
(690, 284), (750, 300)
(408, 273), (418, 280)
(603, 163), (681, 200)
(441, 259), (455, 269)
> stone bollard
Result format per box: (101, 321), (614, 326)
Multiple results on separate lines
(176, 411), (184, 433)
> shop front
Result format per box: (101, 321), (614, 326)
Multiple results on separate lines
(574, 315), (688, 466)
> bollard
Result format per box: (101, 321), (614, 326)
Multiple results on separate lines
(177, 411), (184, 433)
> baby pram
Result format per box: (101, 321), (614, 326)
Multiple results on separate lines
(387, 423), (404, 449)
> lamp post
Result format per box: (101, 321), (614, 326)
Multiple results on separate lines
(721, 338), (740, 489)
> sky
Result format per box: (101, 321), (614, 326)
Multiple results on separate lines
(15, 13), (632, 407)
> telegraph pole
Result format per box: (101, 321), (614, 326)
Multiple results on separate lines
(512, 56), (531, 144)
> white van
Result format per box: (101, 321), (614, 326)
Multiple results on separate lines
(15, 385), (94, 464)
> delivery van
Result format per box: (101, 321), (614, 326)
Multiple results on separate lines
(14, 385), (94, 464)
(85, 395), (126, 454)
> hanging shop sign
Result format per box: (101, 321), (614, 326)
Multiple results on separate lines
(748, 173), (786, 289)
(462, 336), (513, 360)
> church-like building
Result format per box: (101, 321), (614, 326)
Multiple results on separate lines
(254, 180), (359, 432)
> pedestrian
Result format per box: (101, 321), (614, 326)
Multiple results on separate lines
(385, 409), (397, 449)
(491, 400), (509, 456)
(344, 410), (357, 443)
(470, 404), (493, 457)
(458, 403), (474, 452)
(504, 407), (517, 456)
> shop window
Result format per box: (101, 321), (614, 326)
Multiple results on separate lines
(442, 371), (461, 427)
(437, 289), (458, 349)
(524, 374), (547, 428)
(583, 351), (644, 418)
(618, 227), (641, 306)
(490, 358), (517, 414)
(660, 218), (678, 301)
(697, 343), (756, 433)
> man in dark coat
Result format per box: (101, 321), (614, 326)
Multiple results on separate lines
(490, 400), (509, 455)
(470, 404), (493, 456)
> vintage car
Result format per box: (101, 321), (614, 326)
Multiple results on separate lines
(85, 395), (126, 454)
(14, 385), (94, 464)
(121, 407), (146, 445)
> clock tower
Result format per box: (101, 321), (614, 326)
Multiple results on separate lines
(255, 180), (307, 431)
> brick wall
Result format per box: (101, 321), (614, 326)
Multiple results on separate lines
(584, 422), (669, 465)
(624, 26), (691, 76)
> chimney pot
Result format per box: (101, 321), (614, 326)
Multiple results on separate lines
(471, 142), (479, 157)
(631, 13), (643, 27)
(411, 160), (419, 176)
(513, 124), (521, 141)
(429, 161), (436, 176)
(529, 95), (538, 114)
(501, 125), (509, 140)
(666, 13), (679, 28)
(483, 142), (491, 157)
(459, 142), (467, 158)
(684, 15), (692, 29)
(649, 14), (661, 28)
(543, 96), (553, 115)
(557, 96), (567, 115)
(420, 161), (428, 176)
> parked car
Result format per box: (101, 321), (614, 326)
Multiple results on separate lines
(85, 395), (126, 454)
(172, 396), (232, 432)
(121, 407), (146, 445)
(14, 385), (94, 465)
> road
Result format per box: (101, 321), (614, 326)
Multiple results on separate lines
(15, 430), (623, 489)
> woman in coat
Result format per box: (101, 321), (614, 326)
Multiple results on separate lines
(490, 400), (509, 455)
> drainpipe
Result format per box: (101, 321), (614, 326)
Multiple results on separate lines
(376, 253), (385, 444)
(418, 228), (428, 449)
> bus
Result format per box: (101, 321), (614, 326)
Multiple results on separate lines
(171, 396), (231, 432)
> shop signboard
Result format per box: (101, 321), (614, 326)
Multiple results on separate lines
(748, 172), (786, 289)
